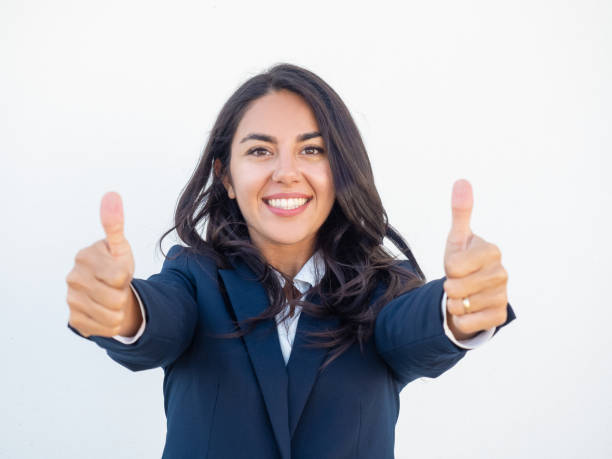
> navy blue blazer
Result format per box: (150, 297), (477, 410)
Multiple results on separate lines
(68, 244), (516, 458)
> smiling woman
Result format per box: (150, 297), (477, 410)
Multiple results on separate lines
(218, 90), (335, 274)
(66, 63), (516, 459)
(162, 65), (432, 368)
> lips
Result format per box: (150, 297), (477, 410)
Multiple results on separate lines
(262, 192), (312, 200)
(262, 193), (312, 216)
(263, 193), (312, 208)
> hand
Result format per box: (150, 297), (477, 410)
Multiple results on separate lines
(443, 179), (509, 341)
(66, 192), (141, 338)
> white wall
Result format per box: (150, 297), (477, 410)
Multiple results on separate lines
(2, 0), (610, 457)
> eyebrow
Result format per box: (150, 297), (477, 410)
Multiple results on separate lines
(239, 131), (322, 144)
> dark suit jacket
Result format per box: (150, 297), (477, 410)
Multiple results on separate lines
(68, 244), (516, 459)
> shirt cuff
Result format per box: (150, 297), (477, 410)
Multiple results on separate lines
(441, 292), (495, 349)
(112, 283), (147, 345)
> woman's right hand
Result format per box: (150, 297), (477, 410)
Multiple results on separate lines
(66, 192), (141, 338)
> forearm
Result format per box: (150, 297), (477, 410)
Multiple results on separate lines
(375, 278), (469, 384)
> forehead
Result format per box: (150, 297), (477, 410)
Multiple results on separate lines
(233, 90), (319, 142)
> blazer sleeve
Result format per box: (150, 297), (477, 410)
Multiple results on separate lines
(374, 276), (516, 387)
(67, 244), (199, 372)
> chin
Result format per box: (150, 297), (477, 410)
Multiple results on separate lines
(269, 235), (310, 246)
(259, 228), (313, 247)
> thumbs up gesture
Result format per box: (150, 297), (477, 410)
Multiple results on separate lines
(66, 192), (142, 338)
(443, 180), (509, 341)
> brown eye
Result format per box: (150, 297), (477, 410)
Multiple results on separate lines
(302, 146), (324, 155)
(247, 147), (271, 157)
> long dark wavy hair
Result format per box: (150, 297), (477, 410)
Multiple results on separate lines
(158, 63), (426, 369)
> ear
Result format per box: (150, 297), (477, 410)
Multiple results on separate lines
(214, 158), (236, 199)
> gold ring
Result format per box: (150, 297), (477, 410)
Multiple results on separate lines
(462, 297), (471, 314)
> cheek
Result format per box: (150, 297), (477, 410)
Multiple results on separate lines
(316, 167), (335, 205)
(231, 164), (265, 200)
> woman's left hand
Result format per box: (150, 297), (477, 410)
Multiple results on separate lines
(442, 180), (509, 341)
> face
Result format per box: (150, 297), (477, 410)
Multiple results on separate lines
(221, 89), (335, 255)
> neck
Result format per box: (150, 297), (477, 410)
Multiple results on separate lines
(251, 237), (316, 278)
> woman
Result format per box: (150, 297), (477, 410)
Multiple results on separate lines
(66, 63), (515, 458)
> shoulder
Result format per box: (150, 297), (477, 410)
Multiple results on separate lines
(369, 258), (424, 304)
(380, 258), (421, 284)
(393, 258), (420, 277)
(163, 243), (221, 284)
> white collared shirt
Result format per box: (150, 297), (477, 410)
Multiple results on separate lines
(269, 251), (326, 365)
(115, 254), (494, 364)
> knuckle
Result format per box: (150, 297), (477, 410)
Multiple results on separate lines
(444, 279), (467, 299)
(497, 266), (509, 284)
(66, 290), (81, 309)
(444, 279), (459, 297)
(65, 270), (76, 285)
(449, 283), (461, 298)
(74, 248), (89, 264)
(69, 314), (83, 330)
(489, 243), (502, 261)
(66, 269), (86, 288)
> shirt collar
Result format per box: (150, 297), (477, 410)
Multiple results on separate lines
(272, 250), (326, 294)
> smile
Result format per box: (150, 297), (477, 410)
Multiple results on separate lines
(262, 196), (312, 216)
(265, 198), (309, 210)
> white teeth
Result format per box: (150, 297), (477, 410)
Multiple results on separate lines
(266, 198), (308, 210)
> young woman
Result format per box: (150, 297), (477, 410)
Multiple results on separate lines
(66, 63), (515, 458)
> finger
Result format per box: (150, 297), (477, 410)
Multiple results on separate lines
(72, 242), (132, 289)
(100, 192), (129, 258)
(444, 263), (508, 299)
(447, 179), (474, 252)
(445, 237), (501, 278)
(91, 258), (132, 289)
(66, 268), (128, 311)
(67, 288), (125, 329)
(68, 309), (122, 338)
(446, 304), (508, 335)
(446, 284), (508, 316)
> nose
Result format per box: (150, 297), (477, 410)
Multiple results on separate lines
(271, 149), (300, 184)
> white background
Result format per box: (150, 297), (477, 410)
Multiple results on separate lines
(2, 0), (611, 458)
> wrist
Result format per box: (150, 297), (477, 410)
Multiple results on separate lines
(118, 285), (143, 336)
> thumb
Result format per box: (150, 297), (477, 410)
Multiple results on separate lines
(100, 191), (129, 257)
(447, 179), (474, 252)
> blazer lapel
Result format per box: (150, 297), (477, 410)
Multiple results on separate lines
(286, 292), (340, 438)
(218, 262), (291, 459)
